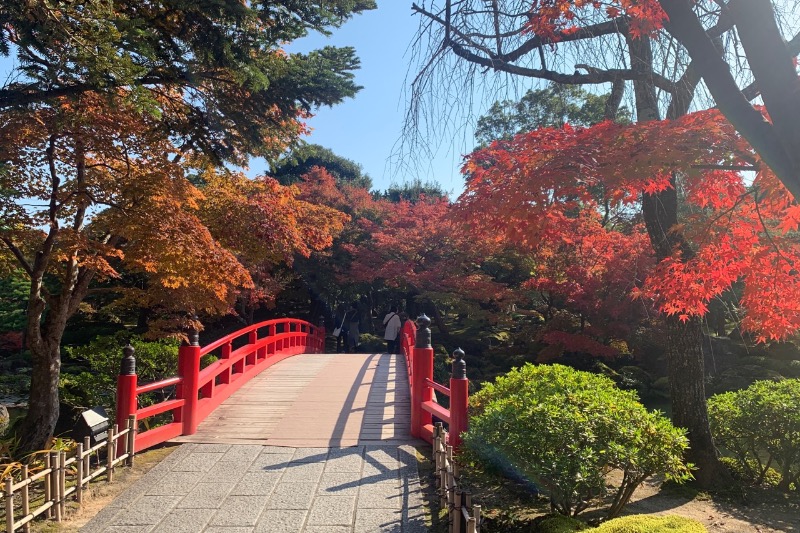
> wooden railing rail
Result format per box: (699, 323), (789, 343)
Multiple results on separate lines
(116, 317), (325, 453)
(1, 416), (136, 533)
(402, 314), (469, 449)
(433, 423), (480, 533)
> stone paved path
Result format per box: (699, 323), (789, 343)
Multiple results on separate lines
(82, 443), (427, 532)
(82, 353), (428, 532)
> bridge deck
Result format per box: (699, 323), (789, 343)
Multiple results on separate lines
(172, 352), (413, 447)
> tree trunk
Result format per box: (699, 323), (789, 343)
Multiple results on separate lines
(16, 339), (62, 455)
(630, 32), (731, 488)
(665, 316), (728, 487)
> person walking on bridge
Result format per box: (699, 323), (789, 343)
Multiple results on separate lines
(382, 305), (402, 354)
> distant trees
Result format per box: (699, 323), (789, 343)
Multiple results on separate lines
(0, 0), (375, 453)
(475, 84), (631, 147)
(271, 144), (373, 190)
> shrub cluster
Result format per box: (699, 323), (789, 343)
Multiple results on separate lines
(533, 514), (706, 532)
(708, 379), (800, 491)
(463, 364), (691, 518)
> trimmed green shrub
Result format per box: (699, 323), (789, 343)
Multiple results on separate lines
(594, 515), (707, 532)
(464, 364), (690, 518)
(708, 379), (800, 491)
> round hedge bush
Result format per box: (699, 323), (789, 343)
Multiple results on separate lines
(708, 378), (800, 491)
(594, 515), (707, 532)
(463, 364), (690, 518)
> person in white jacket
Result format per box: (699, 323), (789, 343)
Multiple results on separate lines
(383, 305), (402, 354)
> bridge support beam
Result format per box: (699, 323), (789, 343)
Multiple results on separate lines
(116, 344), (138, 434)
(411, 314), (434, 439)
(177, 330), (202, 435)
(449, 348), (469, 450)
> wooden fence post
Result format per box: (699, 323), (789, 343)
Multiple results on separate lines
(450, 348), (469, 450)
(411, 314), (434, 438)
(5, 476), (13, 533)
(21, 465), (29, 533)
(177, 328), (202, 435)
(115, 343), (138, 439)
(43, 453), (51, 519)
(106, 426), (115, 483)
(76, 442), (84, 504)
(50, 451), (61, 522)
(127, 415), (137, 466)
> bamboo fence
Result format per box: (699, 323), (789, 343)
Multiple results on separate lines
(433, 423), (480, 533)
(1, 415), (136, 533)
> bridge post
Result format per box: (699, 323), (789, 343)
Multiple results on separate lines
(450, 348), (469, 450)
(177, 329), (202, 435)
(411, 314), (434, 438)
(116, 343), (137, 434)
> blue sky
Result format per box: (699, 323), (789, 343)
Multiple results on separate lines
(286, 1), (472, 195)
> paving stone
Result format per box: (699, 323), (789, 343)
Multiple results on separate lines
(364, 449), (400, 470)
(354, 508), (404, 533)
(261, 445), (295, 454)
(328, 445), (364, 458)
(208, 495), (267, 527)
(78, 505), (123, 533)
(317, 472), (362, 495)
(324, 453), (364, 473)
(248, 452), (294, 472)
(192, 443), (232, 454)
(281, 461), (325, 483)
(230, 471), (282, 495)
(264, 482), (316, 509)
(172, 452), (224, 472)
(151, 507), (215, 532)
(144, 444), (196, 476)
(220, 444), (264, 464)
(303, 527), (351, 533)
(306, 495), (356, 526)
(359, 462), (400, 484)
(110, 495), (182, 526)
(291, 447), (328, 462)
(144, 471), (202, 496)
(206, 461), (251, 483)
(253, 509), (307, 533)
(175, 481), (235, 509)
(203, 527), (255, 533)
(103, 526), (153, 533)
(356, 485), (403, 509)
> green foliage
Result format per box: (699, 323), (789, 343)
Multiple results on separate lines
(357, 333), (384, 353)
(594, 515), (707, 532)
(0, 270), (28, 333)
(271, 143), (372, 189)
(718, 457), (781, 487)
(59, 333), (182, 418)
(464, 364), (691, 518)
(378, 178), (447, 203)
(0, 1), (375, 164)
(474, 84), (631, 147)
(708, 379), (800, 491)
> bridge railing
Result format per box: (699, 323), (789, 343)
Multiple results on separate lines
(400, 314), (469, 449)
(115, 318), (325, 452)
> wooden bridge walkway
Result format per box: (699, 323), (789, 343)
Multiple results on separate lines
(172, 352), (413, 447)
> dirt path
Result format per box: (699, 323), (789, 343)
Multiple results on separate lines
(623, 478), (800, 532)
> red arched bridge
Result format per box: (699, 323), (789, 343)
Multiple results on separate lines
(115, 316), (469, 453)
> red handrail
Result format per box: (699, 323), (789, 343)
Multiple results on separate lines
(116, 317), (325, 452)
(402, 322), (469, 449)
